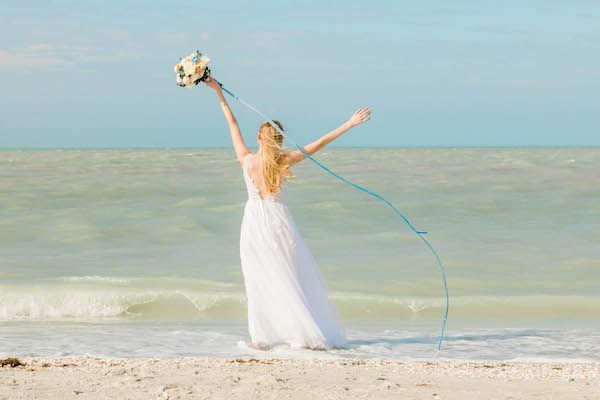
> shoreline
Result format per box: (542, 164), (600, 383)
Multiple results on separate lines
(2, 356), (598, 399)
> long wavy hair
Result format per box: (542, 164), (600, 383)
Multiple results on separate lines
(258, 120), (293, 195)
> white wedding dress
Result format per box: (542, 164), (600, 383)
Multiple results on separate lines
(239, 153), (346, 350)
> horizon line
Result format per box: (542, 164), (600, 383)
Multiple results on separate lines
(1, 145), (599, 151)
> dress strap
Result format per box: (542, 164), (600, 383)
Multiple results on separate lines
(241, 153), (253, 168)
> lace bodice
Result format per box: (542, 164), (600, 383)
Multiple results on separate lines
(242, 154), (283, 202)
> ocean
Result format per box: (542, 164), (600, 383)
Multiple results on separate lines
(1, 148), (599, 361)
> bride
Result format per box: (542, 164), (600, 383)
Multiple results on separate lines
(204, 77), (371, 350)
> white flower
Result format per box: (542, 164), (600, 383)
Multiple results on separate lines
(174, 51), (211, 87)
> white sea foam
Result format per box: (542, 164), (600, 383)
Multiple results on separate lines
(1, 283), (598, 322)
(1, 321), (598, 361)
(60, 275), (131, 284)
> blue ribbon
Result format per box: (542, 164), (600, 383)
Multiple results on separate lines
(218, 83), (449, 353)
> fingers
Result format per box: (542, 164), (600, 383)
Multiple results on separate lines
(354, 106), (369, 115)
(356, 106), (371, 115)
(352, 106), (371, 124)
(357, 107), (372, 120)
(348, 106), (374, 126)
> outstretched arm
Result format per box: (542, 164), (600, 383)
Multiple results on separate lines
(204, 77), (251, 163)
(288, 107), (372, 165)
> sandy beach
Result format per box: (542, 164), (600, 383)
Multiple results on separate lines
(1, 357), (598, 400)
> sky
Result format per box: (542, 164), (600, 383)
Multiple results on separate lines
(0, 0), (599, 148)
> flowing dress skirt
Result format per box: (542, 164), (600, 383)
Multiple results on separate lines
(239, 197), (346, 349)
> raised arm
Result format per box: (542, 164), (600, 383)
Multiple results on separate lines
(204, 77), (251, 163)
(288, 107), (372, 165)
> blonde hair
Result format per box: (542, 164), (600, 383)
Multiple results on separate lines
(259, 120), (293, 194)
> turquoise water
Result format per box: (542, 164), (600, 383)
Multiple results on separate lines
(1, 148), (599, 360)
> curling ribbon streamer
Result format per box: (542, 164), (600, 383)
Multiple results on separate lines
(218, 83), (449, 353)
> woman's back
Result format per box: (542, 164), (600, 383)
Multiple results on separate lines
(243, 153), (287, 200)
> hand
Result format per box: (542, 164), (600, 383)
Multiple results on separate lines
(203, 76), (222, 92)
(347, 106), (372, 128)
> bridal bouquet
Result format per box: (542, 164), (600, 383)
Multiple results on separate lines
(174, 50), (211, 87)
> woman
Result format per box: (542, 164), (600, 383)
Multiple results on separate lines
(204, 76), (371, 350)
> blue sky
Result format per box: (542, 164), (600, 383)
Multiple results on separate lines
(1, 1), (599, 148)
